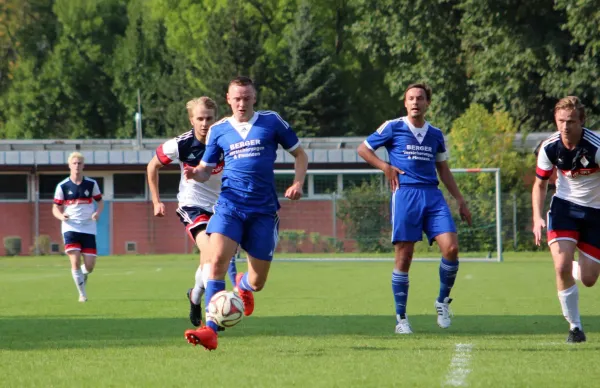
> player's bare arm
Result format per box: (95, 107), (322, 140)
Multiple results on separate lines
(284, 146), (308, 200)
(531, 177), (549, 246)
(436, 161), (472, 226)
(357, 143), (404, 191)
(147, 155), (166, 217)
(52, 204), (68, 221)
(92, 198), (104, 221)
(185, 163), (213, 183)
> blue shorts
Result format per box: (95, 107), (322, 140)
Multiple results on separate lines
(391, 186), (456, 245)
(206, 201), (279, 261)
(176, 206), (213, 242)
(547, 196), (600, 261)
(63, 231), (97, 256)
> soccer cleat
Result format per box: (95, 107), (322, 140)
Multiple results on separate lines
(186, 288), (203, 327)
(567, 327), (586, 343)
(235, 273), (254, 316)
(184, 327), (218, 350)
(435, 297), (453, 329)
(395, 317), (413, 334)
(78, 295), (87, 303)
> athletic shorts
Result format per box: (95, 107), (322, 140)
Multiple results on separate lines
(176, 206), (213, 242)
(63, 231), (97, 256)
(547, 196), (600, 262)
(391, 186), (456, 245)
(206, 201), (279, 261)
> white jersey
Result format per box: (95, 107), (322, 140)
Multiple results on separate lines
(536, 129), (600, 208)
(156, 130), (223, 211)
(53, 176), (102, 234)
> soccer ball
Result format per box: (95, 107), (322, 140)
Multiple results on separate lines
(207, 290), (245, 328)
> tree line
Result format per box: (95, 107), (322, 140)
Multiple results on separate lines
(1, 0), (598, 140)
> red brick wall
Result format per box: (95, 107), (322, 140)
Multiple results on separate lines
(111, 202), (190, 255)
(0, 200), (356, 255)
(0, 203), (34, 256)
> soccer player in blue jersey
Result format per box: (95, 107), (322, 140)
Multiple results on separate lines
(147, 97), (238, 328)
(357, 83), (472, 334)
(182, 76), (308, 350)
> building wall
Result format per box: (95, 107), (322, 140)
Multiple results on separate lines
(0, 203), (34, 256)
(0, 199), (354, 256)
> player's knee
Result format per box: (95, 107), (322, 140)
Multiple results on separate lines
(252, 282), (265, 292)
(580, 275), (597, 288)
(442, 244), (459, 260)
(554, 262), (572, 277)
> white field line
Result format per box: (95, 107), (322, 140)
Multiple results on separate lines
(443, 343), (474, 387)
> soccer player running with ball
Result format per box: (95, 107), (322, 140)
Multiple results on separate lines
(52, 152), (104, 302)
(183, 76), (308, 350)
(147, 97), (238, 328)
(532, 96), (600, 343)
(357, 83), (472, 334)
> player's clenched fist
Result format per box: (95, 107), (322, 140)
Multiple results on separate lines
(284, 182), (303, 200)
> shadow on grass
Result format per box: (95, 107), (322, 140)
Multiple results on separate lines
(2, 314), (600, 350)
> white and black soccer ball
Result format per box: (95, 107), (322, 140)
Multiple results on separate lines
(207, 290), (245, 328)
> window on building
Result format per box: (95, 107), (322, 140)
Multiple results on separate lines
(0, 174), (29, 200)
(342, 174), (379, 191)
(114, 173), (146, 199)
(39, 175), (65, 200)
(274, 174), (308, 197)
(313, 174), (338, 195)
(158, 173), (180, 200)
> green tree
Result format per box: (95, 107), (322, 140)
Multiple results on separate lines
(448, 103), (537, 251)
(542, 0), (600, 129)
(111, 0), (193, 138)
(1, 0), (128, 138)
(337, 178), (392, 253)
(458, 0), (570, 133)
(350, 0), (468, 131)
(276, 0), (351, 137)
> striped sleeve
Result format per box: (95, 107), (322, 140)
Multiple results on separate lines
(156, 138), (178, 165)
(535, 145), (554, 180)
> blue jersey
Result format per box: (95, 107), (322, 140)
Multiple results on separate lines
(201, 111), (300, 213)
(365, 117), (448, 187)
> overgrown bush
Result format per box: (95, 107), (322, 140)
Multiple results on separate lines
(336, 178), (393, 253)
(4, 236), (22, 256)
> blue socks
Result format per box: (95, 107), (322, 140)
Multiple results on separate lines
(227, 254), (238, 286)
(392, 270), (409, 319)
(238, 273), (256, 292)
(438, 257), (459, 303)
(204, 279), (226, 333)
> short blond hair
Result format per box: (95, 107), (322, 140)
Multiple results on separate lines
(554, 96), (585, 121)
(68, 152), (84, 164)
(186, 96), (218, 117)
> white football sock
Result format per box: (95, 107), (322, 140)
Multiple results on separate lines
(80, 264), (90, 275)
(190, 265), (205, 305)
(558, 284), (581, 330)
(201, 263), (210, 289)
(572, 260), (580, 281)
(71, 269), (86, 297)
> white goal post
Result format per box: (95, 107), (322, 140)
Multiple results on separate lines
(274, 168), (503, 262)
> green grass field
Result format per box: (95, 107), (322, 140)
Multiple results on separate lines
(2, 253), (600, 387)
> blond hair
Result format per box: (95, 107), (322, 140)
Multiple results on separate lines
(68, 152), (84, 164)
(554, 96), (585, 121)
(186, 96), (218, 117)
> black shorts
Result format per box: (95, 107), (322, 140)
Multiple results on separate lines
(63, 231), (97, 256)
(176, 206), (213, 242)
